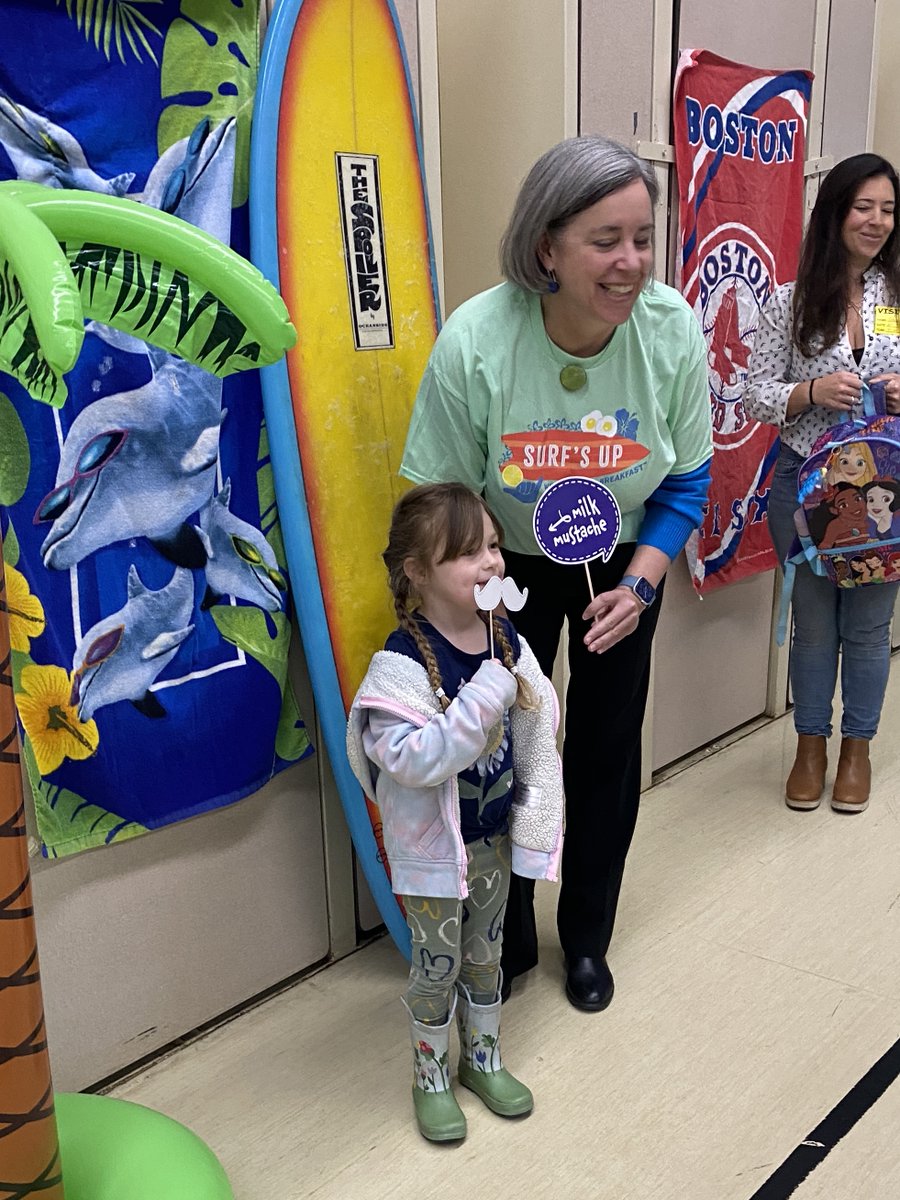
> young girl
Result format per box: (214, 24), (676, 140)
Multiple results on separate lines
(346, 483), (563, 1143)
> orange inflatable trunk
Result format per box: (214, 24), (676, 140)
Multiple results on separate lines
(0, 549), (65, 1198)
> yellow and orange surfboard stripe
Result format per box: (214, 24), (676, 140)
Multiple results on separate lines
(275, 0), (439, 709)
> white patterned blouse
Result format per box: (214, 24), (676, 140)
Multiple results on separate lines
(744, 266), (900, 455)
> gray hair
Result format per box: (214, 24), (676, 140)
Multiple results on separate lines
(499, 135), (659, 293)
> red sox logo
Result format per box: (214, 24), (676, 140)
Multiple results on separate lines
(683, 224), (776, 450)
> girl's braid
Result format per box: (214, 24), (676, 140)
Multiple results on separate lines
(394, 595), (450, 712)
(491, 616), (540, 711)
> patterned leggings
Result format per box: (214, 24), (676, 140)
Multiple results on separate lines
(402, 834), (511, 1024)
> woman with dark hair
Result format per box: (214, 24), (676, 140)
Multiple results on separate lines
(400, 135), (712, 1012)
(746, 153), (900, 815)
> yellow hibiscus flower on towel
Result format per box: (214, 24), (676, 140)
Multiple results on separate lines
(4, 563), (46, 652)
(16, 664), (99, 776)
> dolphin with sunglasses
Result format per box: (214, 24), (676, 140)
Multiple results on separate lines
(35, 116), (239, 571)
(195, 480), (288, 613)
(69, 564), (195, 722)
(36, 354), (225, 571)
(0, 87), (134, 194)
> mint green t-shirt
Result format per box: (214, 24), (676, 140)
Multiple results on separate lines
(400, 281), (712, 555)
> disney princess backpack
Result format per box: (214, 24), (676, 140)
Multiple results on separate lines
(776, 380), (900, 642)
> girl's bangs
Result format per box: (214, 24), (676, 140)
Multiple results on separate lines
(436, 493), (502, 562)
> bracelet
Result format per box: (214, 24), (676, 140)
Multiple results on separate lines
(809, 378), (816, 407)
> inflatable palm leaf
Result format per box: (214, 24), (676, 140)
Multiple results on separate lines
(66, 239), (269, 374)
(0, 260), (60, 405)
(0, 188), (83, 405)
(0, 180), (296, 407)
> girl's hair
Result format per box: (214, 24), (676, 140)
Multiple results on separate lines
(499, 135), (659, 293)
(793, 153), (900, 355)
(863, 477), (900, 511)
(383, 483), (539, 712)
(826, 440), (877, 486)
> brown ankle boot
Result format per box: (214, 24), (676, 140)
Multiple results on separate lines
(831, 737), (870, 812)
(785, 734), (827, 809)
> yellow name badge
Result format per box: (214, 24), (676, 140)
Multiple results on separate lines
(874, 306), (900, 335)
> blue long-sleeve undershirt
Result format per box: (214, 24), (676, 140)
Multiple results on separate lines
(637, 459), (712, 559)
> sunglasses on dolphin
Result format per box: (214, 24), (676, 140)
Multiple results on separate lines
(69, 624), (124, 707)
(232, 536), (287, 591)
(35, 429), (129, 524)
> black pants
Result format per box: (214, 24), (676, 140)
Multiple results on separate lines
(500, 545), (663, 977)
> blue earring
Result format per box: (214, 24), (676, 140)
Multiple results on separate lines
(546, 268), (559, 294)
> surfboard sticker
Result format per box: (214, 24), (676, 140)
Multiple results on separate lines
(251, 0), (440, 957)
(335, 152), (394, 350)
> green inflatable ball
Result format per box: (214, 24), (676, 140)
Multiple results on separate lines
(55, 1092), (234, 1199)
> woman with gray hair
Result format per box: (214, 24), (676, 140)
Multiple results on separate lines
(401, 135), (712, 1012)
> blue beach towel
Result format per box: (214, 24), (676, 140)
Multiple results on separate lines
(0, 0), (313, 856)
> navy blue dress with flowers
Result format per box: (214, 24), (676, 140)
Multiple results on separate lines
(385, 616), (518, 843)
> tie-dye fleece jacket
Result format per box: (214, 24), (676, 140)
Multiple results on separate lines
(346, 638), (563, 900)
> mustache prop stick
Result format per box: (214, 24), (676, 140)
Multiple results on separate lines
(532, 476), (622, 603)
(474, 575), (529, 659)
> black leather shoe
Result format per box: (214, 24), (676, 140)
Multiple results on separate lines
(565, 956), (614, 1012)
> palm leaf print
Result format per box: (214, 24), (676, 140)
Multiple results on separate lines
(0, 393), (31, 505)
(22, 740), (146, 857)
(2, 516), (20, 568)
(56, 0), (164, 66)
(159, 0), (259, 207)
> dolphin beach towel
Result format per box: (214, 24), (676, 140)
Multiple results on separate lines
(0, 0), (313, 857)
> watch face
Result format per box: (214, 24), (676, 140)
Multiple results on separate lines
(634, 577), (655, 605)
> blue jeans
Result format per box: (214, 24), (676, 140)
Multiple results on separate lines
(767, 443), (899, 739)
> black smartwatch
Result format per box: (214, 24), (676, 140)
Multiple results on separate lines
(619, 574), (657, 608)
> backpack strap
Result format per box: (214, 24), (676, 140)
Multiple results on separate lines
(862, 380), (887, 418)
(776, 532), (826, 647)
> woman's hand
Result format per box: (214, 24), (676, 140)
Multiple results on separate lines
(582, 587), (644, 655)
(810, 371), (863, 412)
(869, 373), (900, 414)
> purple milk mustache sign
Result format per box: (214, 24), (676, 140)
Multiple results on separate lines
(533, 477), (621, 565)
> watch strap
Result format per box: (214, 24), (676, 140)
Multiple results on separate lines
(619, 574), (656, 607)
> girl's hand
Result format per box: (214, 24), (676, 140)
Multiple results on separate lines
(473, 657), (518, 707)
(811, 371), (862, 412)
(582, 587), (644, 655)
(869, 373), (900, 414)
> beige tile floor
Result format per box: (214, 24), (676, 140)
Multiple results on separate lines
(109, 676), (900, 1200)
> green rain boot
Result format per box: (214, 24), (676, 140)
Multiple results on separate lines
(456, 975), (533, 1118)
(401, 994), (467, 1142)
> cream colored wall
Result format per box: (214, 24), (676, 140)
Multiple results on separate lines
(874, 0), (900, 166)
(33, 649), (331, 1091)
(435, 0), (576, 315)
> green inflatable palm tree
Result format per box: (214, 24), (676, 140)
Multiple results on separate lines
(0, 179), (295, 406)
